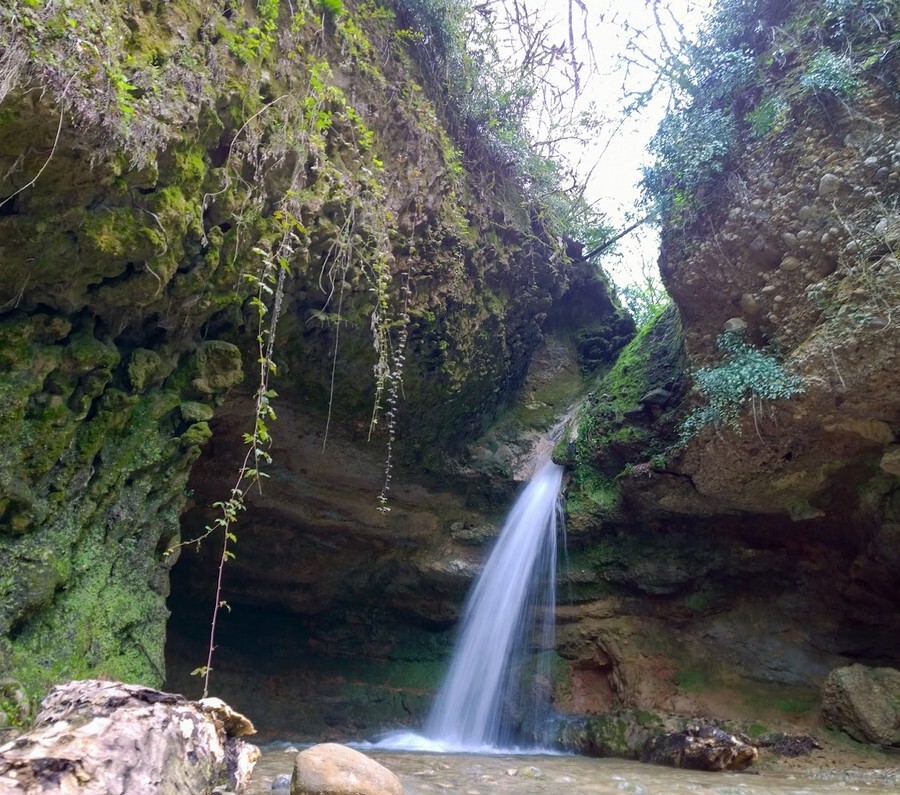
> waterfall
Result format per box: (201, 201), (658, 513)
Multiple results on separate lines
(425, 460), (564, 750)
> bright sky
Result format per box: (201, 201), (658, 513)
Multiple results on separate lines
(531, 0), (705, 287)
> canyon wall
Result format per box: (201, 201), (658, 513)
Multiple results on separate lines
(0, 0), (627, 719)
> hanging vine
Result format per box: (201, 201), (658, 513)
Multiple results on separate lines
(168, 0), (413, 692)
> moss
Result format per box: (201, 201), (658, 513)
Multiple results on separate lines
(181, 421), (212, 446)
(81, 207), (166, 261)
(177, 341), (244, 399)
(171, 146), (207, 194)
(127, 348), (165, 392)
(775, 695), (817, 715)
(565, 467), (622, 531)
(746, 721), (770, 739)
(676, 667), (710, 692)
(565, 306), (687, 533)
(0, 380), (193, 698)
(0, 0), (620, 709)
(581, 711), (667, 757)
(180, 402), (215, 423)
(66, 331), (121, 371)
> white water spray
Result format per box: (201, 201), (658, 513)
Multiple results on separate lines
(425, 460), (564, 751)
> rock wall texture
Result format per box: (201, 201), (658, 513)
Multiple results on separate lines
(0, 0), (626, 717)
(6, 0), (897, 751)
(0, 680), (258, 793)
(555, 0), (900, 742)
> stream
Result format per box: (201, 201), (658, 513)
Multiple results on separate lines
(245, 745), (900, 794)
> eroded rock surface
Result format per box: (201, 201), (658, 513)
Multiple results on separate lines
(640, 725), (758, 772)
(0, 679), (258, 793)
(0, 0), (626, 705)
(822, 664), (900, 747)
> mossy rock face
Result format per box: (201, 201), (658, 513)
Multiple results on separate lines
(0, 0), (626, 711)
(0, 306), (239, 698)
(551, 709), (687, 758)
(562, 305), (688, 533)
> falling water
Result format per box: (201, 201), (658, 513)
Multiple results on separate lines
(425, 460), (564, 751)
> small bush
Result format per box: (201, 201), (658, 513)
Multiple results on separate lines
(316, 0), (345, 17)
(643, 106), (737, 224)
(800, 48), (860, 99)
(745, 95), (790, 137)
(679, 331), (804, 442)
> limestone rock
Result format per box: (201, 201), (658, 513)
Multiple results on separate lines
(822, 664), (900, 746)
(880, 445), (900, 477)
(292, 743), (402, 795)
(640, 725), (758, 771)
(818, 173), (841, 196)
(551, 710), (687, 758)
(200, 696), (258, 737)
(0, 680), (259, 793)
(640, 388), (673, 408)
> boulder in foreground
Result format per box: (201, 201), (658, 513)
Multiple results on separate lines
(823, 664), (900, 747)
(640, 724), (758, 771)
(0, 679), (259, 793)
(292, 743), (402, 795)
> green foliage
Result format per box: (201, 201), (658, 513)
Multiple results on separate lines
(316, 0), (345, 17)
(679, 331), (805, 442)
(745, 95), (789, 137)
(800, 48), (861, 98)
(643, 106), (737, 224)
(640, 0), (898, 227)
(619, 273), (671, 329)
(220, 0), (281, 62)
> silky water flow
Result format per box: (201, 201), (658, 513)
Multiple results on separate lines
(380, 460), (565, 753)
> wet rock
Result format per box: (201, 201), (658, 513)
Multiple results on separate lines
(757, 732), (822, 757)
(551, 710), (686, 758)
(640, 725), (758, 771)
(292, 743), (402, 795)
(0, 679), (259, 793)
(272, 773), (292, 790)
(822, 664), (900, 747)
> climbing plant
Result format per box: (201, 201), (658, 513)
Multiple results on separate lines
(155, 0), (411, 691)
(678, 331), (805, 443)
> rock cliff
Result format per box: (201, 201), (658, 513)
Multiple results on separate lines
(2, 0), (897, 752)
(556, 0), (900, 739)
(0, 0), (627, 720)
